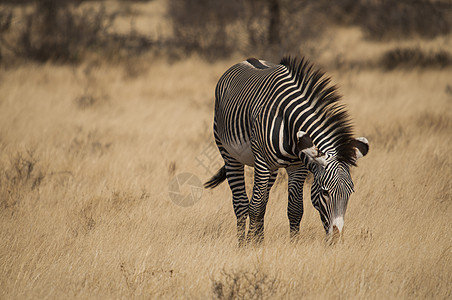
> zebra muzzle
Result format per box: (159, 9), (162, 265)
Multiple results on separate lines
(327, 217), (344, 244)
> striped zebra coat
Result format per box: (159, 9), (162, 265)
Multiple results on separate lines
(205, 57), (369, 245)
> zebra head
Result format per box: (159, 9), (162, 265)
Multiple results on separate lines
(297, 131), (369, 240)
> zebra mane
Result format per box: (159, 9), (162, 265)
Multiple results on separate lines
(279, 56), (357, 166)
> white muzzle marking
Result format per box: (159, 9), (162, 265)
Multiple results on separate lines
(331, 217), (344, 233)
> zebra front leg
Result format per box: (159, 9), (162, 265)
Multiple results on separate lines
(247, 163), (272, 244)
(286, 164), (308, 241)
(224, 162), (249, 247)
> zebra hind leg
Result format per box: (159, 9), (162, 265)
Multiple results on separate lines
(224, 161), (249, 247)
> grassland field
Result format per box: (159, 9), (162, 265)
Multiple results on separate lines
(0, 1), (451, 299)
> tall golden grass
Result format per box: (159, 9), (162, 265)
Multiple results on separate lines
(1, 6), (451, 300)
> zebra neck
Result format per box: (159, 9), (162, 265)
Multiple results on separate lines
(278, 57), (356, 166)
(286, 102), (336, 156)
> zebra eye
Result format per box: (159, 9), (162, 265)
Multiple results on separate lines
(321, 188), (329, 197)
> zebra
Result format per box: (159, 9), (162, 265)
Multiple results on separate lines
(204, 57), (369, 245)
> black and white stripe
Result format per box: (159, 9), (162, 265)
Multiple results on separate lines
(205, 56), (369, 244)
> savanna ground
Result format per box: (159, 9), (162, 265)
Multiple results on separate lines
(0, 0), (451, 299)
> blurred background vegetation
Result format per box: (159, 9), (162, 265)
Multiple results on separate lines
(0, 0), (451, 67)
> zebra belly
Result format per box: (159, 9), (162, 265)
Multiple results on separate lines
(222, 140), (255, 167)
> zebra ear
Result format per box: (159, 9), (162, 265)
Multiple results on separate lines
(296, 131), (327, 167)
(351, 137), (369, 160)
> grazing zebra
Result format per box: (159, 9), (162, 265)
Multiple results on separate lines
(205, 57), (369, 245)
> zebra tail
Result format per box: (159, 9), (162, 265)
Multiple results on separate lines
(204, 166), (226, 189)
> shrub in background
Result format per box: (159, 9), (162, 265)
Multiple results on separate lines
(167, 0), (244, 60)
(0, 0), (451, 64)
(167, 0), (329, 60)
(328, 0), (451, 40)
(380, 47), (452, 70)
(0, 0), (153, 63)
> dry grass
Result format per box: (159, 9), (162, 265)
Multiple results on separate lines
(0, 6), (451, 299)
